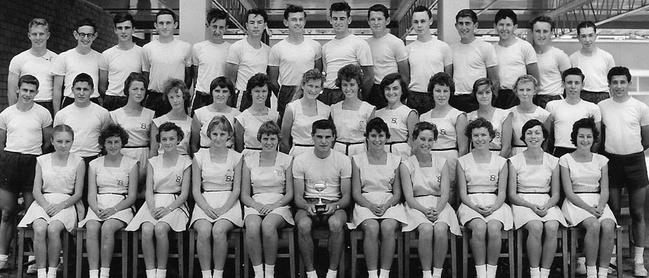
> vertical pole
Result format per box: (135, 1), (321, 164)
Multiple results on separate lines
(438, 0), (470, 44)
(179, 0), (209, 44)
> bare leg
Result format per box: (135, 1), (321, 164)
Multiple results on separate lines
(211, 219), (235, 270)
(85, 220), (102, 270)
(0, 188), (17, 257)
(432, 222), (449, 269)
(46, 221), (66, 268)
(379, 219), (398, 271)
(141, 223), (155, 270)
(540, 221), (559, 268)
(327, 210), (347, 270)
(153, 222), (171, 269)
(193, 220), (213, 271)
(245, 215), (263, 267)
(32, 219), (48, 269)
(485, 221), (503, 266)
(598, 219), (616, 267)
(629, 187), (647, 247)
(579, 218), (600, 266)
(525, 221), (543, 268)
(361, 219), (380, 271)
(295, 210), (315, 272)
(99, 219), (126, 268)
(467, 219), (487, 265)
(261, 214), (287, 265)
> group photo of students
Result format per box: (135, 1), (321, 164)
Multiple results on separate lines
(2, 1), (648, 278)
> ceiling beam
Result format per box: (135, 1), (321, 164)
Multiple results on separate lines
(394, 0), (418, 21)
(236, 0), (255, 10)
(476, 0), (500, 16)
(595, 4), (649, 26)
(545, 0), (594, 18)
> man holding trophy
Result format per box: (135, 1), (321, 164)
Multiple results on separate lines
(293, 119), (352, 278)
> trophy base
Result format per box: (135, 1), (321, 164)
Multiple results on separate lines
(315, 204), (327, 214)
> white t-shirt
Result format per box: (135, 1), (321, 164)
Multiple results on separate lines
(599, 97), (649, 154)
(366, 33), (408, 84)
(54, 103), (110, 157)
(268, 38), (322, 86)
(406, 38), (452, 93)
(546, 99), (601, 148)
(51, 48), (106, 98)
(322, 34), (373, 89)
(537, 47), (571, 96)
(192, 40), (231, 93)
(102, 45), (145, 96)
(226, 38), (270, 92)
(494, 38), (537, 90)
(570, 48), (615, 92)
(0, 104), (52, 155)
(142, 39), (192, 92)
(8, 50), (58, 101)
(452, 39), (498, 94)
(292, 150), (352, 201)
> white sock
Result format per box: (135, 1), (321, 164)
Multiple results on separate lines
(306, 270), (318, 278)
(422, 270), (432, 278)
(475, 264), (487, 278)
(598, 266), (609, 278)
(486, 264), (497, 278)
(253, 264), (263, 278)
(265, 264), (275, 278)
(145, 269), (156, 278)
(432, 267), (443, 278)
(368, 269), (378, 278)
(155, 268), (166, 278)
(99, 267), (110, 278)
(326, 269), (338, 278)
(586, 266), (597, 278)
(610, 246), (617, 264)
(540, 268), (550, 278)
(89, 269), (99, 278)
(530, 267), (540, 278)
(201, 269), (212, 278)
(0, 254), (8, 262)
(38, 268), (47, 278)
(635, 246), (645, 264)
(212, 269), (223, 278)
(47, 267), (58, 278)
(378, 268), (389, 278)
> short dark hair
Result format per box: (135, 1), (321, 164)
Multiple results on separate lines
(28, 18), (49, 31)
(562, 67), (585, 82)
(364, 117), (391, 139)
(257, 121), (281, 142)
(99, 123), (129, 150)
(428, 72), (455, 94)
(76, 18), (96, 32)
(72, 73), (94, 89)
(113, 13), (134, 26)
(379, 73), (409, 103)
(335, 64), (363, 89)
(456, 9), (477, 23)
(52, 124), (74, 140)
(123, 72), (148, 99)
(246, 8), (268, 23)
(494, 9), (517, 25)
(576, 21), (596, 35)
(471, 78), (495, 106)
(207, 9), (228, 25)
(520, 119), (549, 143)
(465, 117), (496, 139)
(18, 74), (39, 89)
(513, 75), (539, 93)
(156, 122), (184, 143)
(209, 76), (236, 107)
(284, 4), (306, 20)
(607, 66), (632, 83)
(412, 5), (432, 20)
(311, 119), (337, 137)
(330, 2), (352, 17)
(367, 4), (389, 20)
(207, 115), (233, 138)
(301, 69), (324, 86)
(570, 117), (600, 146)
(243, 73), (272, 108)
(412, 121), (438, 141)
(156, 8), (177, 22)
(530, 15), (553, 30)
(162, 79), (191, 111)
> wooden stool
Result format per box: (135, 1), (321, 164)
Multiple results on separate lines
(132, 230), (185, 278)
(349, 228), (404, 278)
(243, 227), (296, 278)
(17, 226), (72, 278)
(187, 228), (242, 278)
(74, 227), (129, 278)
(297, 227), (346, 278)
(461, 227), (515, 278)
(569, 226), (623, 278)
(515, 227), (569, 278)
(403, 230), (457, 278)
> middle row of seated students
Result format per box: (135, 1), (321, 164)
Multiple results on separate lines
(18, 111), (615, 278)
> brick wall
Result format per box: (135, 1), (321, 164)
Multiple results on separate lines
(0, 0), (117, 110)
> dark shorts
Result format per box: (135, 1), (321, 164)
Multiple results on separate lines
(35, 100), (54, 117)
(239, 90), (271, 112)
(61, 96), (100, 109)
(277, 85), (299, 120)
(318, 88), (344, 106)
(552, 146), (576, 158)
(298, 198), (345, 226)
(494, 89), (519, 110)
(580, 90), (610, 104)
(103, 95), (128, 111)
(449, 93), (478, 113)
(191, 90), (213, 116)
(534, 94), (562, 109)
(407, 91), (434, 115)
(605, 151), (649, 189)
(366, 84), (387, 109)
(0, 151), (37, 194)
(143, 91), (171, 117)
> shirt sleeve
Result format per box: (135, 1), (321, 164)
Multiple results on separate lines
(393, 38), (408, 62)
(312, 40), (322, 60)
(605, 52), (615, 70)
(355, 40), (374, 67)
(268, 44), (280, 67)
(191, 44), (200, 66)
(142, 45), (151, 72)
(8, 54), (24, 75)
(522, 40), (537, 64)
(51, 52), (66, 76)
(639, 102), (649, 126)
(98, 52), (108, 71)
(339, 154), (352, 179)
(183, 42), (192, 67)
(558, 155), (569, 168)
(591, 104), (602, 122)
(226, 41), (242, 65)
(442, 43), (453, 66)
(482, 42), (498, 68)
(53, 110), (65, 126)
(0, 110), (7, 130)
(292, 156), (305, 179)
(556, 50), (571, 72)
(41, 109), (53, 128)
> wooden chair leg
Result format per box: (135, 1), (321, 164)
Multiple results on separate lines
(450, 232), (457, 278)
(177, 232), (185, 278)
(187, 229), (195, 278)
(516, 229), (523, 278)
(350, 231), (358, 278)
(17, 228), (25, 278)
(243, 229), (249, 278)
(63, 231), (70, 278)
(462, 230), (469, 278)
(397, 231), (404, 278)
(132, 232), (139, 278)
(616, 227), (623, 278)
(507, 230), (515, 278)
(561, 228), (569, 278)
(288, 229), (296, 278)
(234, 230), (242, 278)
(121, 230), (128, 278)
(403, 231), (411, 278)
(75, 229), (84, 278)
(569, 227), (577, 278)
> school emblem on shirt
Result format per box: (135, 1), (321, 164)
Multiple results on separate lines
(117, 179), (124, 186)
(495, 131), (501, 139)
(225, 169), (234, 182)
(274, 168), (284, 178)
(489, 175), (496, 181)
(175, 175), (182, 183)
(391, 118), (397, 124)
(439, 129), (447, 135)
(437, 175), (442, 183)
(140, 123), (148, 130)
(359, 120), (367, 131)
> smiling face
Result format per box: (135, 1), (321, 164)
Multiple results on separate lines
(312, 128), (334, 153)
(532, 21), (552, 47)
(432, 84), (451, 106)
(209, 124), (231, 148)
(207, 19), (227, 40)
(341, 79), (360, 100)
(455, 16), (476, 40)
(563, 75), (583, 99)
(575, 128), (594, 151)
(28, 25), (49, 49)
(301, 79), (322, 100)
(368, 11), (389, 35)
(524, 125), (545, 148)
(211, 86), (231, 105)
(383, 80), (403, 105)
(114, 20), (133, 43)
(515, 81), (536, 104)
(52, 131), (74, 154)
(17, 83), (38, 105)
(411, 11), (431, 35)
(414, 129), (436, 152)
(284, 11), (305, 35)
(475, 84), (493, 107)
(578, 27), (596, 50)
(127, 80), (146, 104)
(74, 25), (96, 50)
(250, 85), (269, 105)
(366, 129), (387, 151)
(166, 88), (185, 110)
(246, 14), (266, 38)
(330, 10), (351, 34)
(159, 129), (180, 152)
(471, 127), (492, 150)
(155, 14), (177, 38)
(259, 133), (279, 151)
(103, 136), (123, 156)
(609, 75), (630, 100)
(495, 17), (516, 41)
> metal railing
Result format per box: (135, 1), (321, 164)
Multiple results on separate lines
(212, 0), (247, 33)
(550, 0), (649, 35)
(398, 0), (439, 40)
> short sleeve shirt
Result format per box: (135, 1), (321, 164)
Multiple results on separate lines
(537, 47), (571, 96)
(511, 106), (550, 147)
(226, 38), (270, 92)
(570, 48), (615, 92)
(406, 38), (452, 93)
(192, 40), (231, 93)
(366, 33), (408, 84)
(452, 39), (498, 94)
(546, 99), (601, 148)
(420, 108), (463, 150)
(598, 97), (649, 154)
(268, 38), (322, 86)
(495, 38), (537, 89)
(0, 104), (52, 155)
(54, 103), (110, 157)
(102, 45), (145, 96)
(51, 48), (106, 98)
(292, 150), (351, 201)
(458, 152), (506, 194)
(287, 100), (331, 145)
(9, 49), (58, 101)
(322, 34), (373, 89)
(110, 107), (155, 147)
(142, 39), (192, 92)
(331, 101), (375, 143)
(559, 153), (608, 193)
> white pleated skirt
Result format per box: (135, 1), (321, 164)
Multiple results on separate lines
(125, 193), (189, 232)
(243, 192), (294, 225)
(18, 193), (77, 232)
(78, 194), (134, 227)
(348, 192), (408, 229)
(561, 193), (617, 226)
(457, 193), (513, 230)
(403, 195), (461, 235)
(190, 191), (243, 227)
(511, 193), (568, 229)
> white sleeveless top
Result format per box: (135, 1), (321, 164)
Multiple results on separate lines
(153, 114), (193, 155)
(509, 152), (558, 193)
(149, 155), (192, 194)
(194, 106), (240, 147)
(559, 153), (608, 193)
(376, 105), (414, 142)
(403, 155), (446, 196)
(467, 108), (510, 150)
(288, 100), (330, 145)
(353, 152), (400, 194)
(331, 101), (374, 143)
(235, 108), (279, 149)
(510, 106), (550, 147)
(39, 153), (84, 194)
(420, 108), (463, 150)
(245, 151), (292, 195)
(458, 152), (506, 194)
(90, 156), (138, 195)
(195, 148), (242, 192)
(110, 107), (155, 147)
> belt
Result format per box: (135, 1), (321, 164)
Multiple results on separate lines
(123, 145), (149, 149)
(489, 148), (502, 151)
(431, 147), (458, 151)
(467, 191), (498, 194)
(513, 144), (526, 148)
(245, 147), (262, 151)
(573, 190), (601, 194)
(413, 194), (441, 197)
(517, 191), (550, 194)
(294, 143), (314, 147)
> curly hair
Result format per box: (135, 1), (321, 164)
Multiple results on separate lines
(156, 122), (184, 143)
(570, 117), (599, 146)
(162, 79), (191, 110)
(99, 123), (129, 150)
(412, 121), (438, 141)
(335, 64), (363, 89)
(364, 117), (391, 139)
(379, 73), (408, 103)
(465, 117), (496, 139)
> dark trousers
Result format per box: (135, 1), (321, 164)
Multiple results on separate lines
(407, 91), (434, 115)
(449, 93), (478, 113)
(533, 94), (562, 109)
(317, 88), (344, 106)
(102, 95), (128, 111)
(552, 146), (576, 158)
(580, 90), (610, 104)
(367, 84), (387, 109)
(191, 90), (213, 116)
(143, 91), (171, 117)
(35, 100), (54, 117)
(277, 85), (299, 122)
(494, 89), (519, 109)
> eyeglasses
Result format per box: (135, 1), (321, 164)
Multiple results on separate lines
(76, 32), (95, 38)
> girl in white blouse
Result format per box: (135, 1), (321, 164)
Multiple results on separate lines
(150, 79), (193, 156)
(375, 73), (418, 158)
(234, 73), (279, 156)
(191, 77), (240, 151)
(509, 75), (550, 156)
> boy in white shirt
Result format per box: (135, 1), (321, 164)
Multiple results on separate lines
(8, 18), (57, 116)
(191, 9), (231, 114)
(366, 4), (409, 109)
(100, 13), (145, 111)
(406, 5), (452, 114)
(598, 67), (648, 277)
(570, 21), (615, 104)
(493, 9), (539, 109)
(530, 16), (570, 108)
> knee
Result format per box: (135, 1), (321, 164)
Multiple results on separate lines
(296, 219), (312, 236)
(470, 222), (487, 239)
(363, 220), (380, 239)
(245, 220), (262, 236)
(328, 216), (344, 233)
(486, 222), (502, 239)
(0, 208), (16, 222)
(380, 220), (398, 236)
(33, 223), (47, 238)
(434, 223), (449, 240)
(46, 224), (62, 238)
(526, 222), (543, 238)
(100, 223), (120, 239)
(629, 206), (646, 221)
(583, 220), (600, 234)
(141, 225), (154, 239)
(194, 224), (211, 240)
(211, 224), (229, 240)
(154, 224), (169, 237)
(600, 220), (615, 235)
(261, 220), (278, 237)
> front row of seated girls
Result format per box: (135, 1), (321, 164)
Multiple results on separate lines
(18, 114), (616, 278)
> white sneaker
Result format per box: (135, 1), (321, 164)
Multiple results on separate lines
(0, 259), (7, 270)
(635, 263), (648, 277)
(26, 255), (37, 274)
(576, 257), (587, 275)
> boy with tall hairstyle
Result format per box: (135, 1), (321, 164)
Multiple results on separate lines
(570, 21), (615, 104)
(530, 16), (571, 108)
